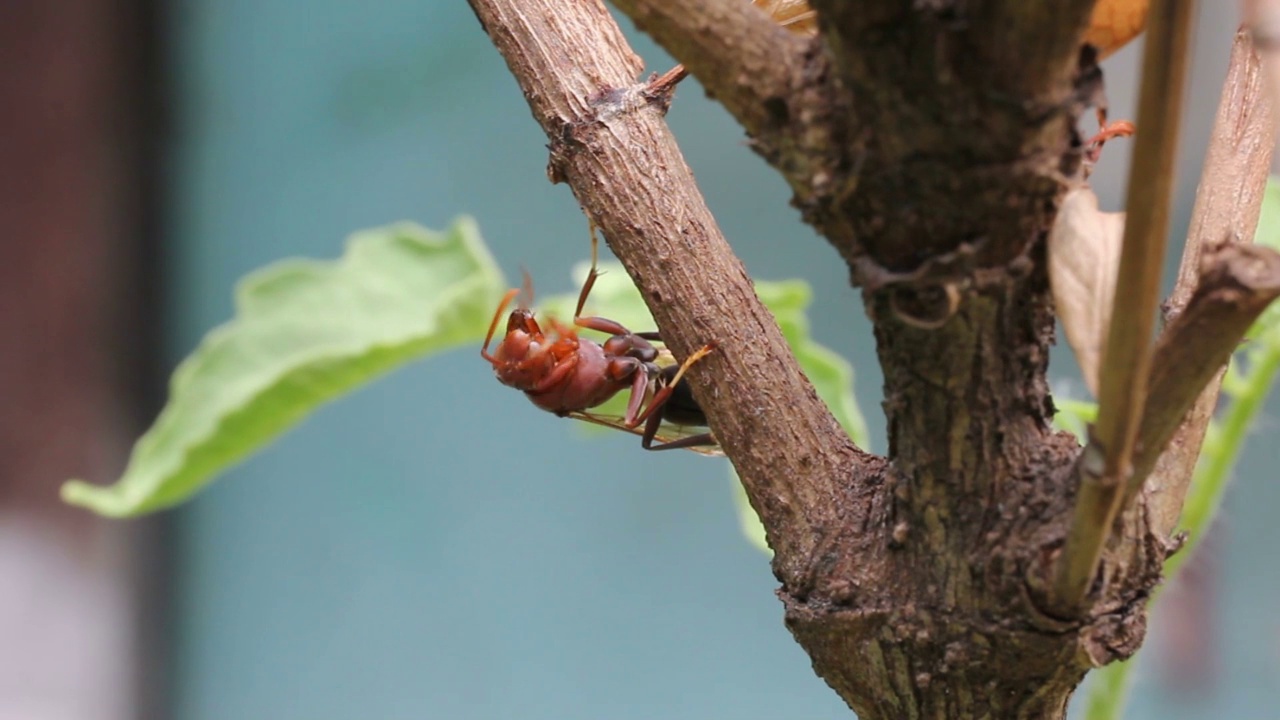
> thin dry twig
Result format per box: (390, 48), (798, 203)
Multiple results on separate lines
(1054, 0), (1199, 609)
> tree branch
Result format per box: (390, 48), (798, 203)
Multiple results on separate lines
(1133, 243), (1280, 494)
(613, 3), (1104, 274)
(608, 0), (806, 139)
(1146, 28), (1277, 538)
(472, 0), (1235, 714)
(467, 0), (881, 581)
(1053, 0), (1198, 610)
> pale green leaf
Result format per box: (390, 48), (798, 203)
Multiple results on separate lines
(1051, 396), (1098, 441)
(62, 219), (503, 516)
(1248, 178), (1280, 341)
(734, 475), (772, 555)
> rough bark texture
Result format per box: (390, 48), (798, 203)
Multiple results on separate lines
(468, 1), (1279, 717)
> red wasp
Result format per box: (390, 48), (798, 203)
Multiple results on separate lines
(480, 235), (718, 453)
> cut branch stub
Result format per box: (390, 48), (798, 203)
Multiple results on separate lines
(1131, 243), (1280, 496)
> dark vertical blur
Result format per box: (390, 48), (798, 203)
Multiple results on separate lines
(0, 0), (168, 718)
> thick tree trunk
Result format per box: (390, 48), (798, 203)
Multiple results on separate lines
(467, 1), (1279, 716)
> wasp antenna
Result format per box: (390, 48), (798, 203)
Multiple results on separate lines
(482, 288), (521, 361)
(546, 314), (576, 339)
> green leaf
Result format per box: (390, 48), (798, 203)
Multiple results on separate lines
(1082, 658), (1135, 720)
(1254, 177), (1280, 250)
(733, 475), (772, 555)
(741, 281), (871, 554)
(756, 280), (871, 447)
(1051, 396), (1098, 441)
(1248, 179), (1280, 341)
(62, 219), (504, 517)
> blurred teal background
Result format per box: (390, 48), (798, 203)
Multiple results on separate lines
(161, 2), (1278, 719)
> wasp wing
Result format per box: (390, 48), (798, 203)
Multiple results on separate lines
(567, 411), (724, 457)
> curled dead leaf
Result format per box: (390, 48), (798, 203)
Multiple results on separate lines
(752, 0), (817, 34)
(747, 2), (1146, 52)
(1085, 0), (1151, 58)
(1049, 187), (1126, 398)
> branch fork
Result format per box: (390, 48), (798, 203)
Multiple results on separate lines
(468, 0), (1280, 715)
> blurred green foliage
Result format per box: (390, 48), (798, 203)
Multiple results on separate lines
(63, 220), (503, 516)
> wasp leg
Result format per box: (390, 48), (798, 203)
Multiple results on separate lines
(529, 353), (579, 394)
(610, 357), (650, 427)
(576, 316), (634, 336)
(639, 405), (717, 452)
(573, 217), (606, 320)
(629, 343), (716, 428)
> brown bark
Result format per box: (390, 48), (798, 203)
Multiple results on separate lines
(467, 1), (1277, 717)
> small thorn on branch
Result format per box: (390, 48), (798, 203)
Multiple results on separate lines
(647, 64), (690, 96)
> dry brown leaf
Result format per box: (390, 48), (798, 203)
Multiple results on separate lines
(1048, 187), (1126, 397)
(749, 2), (1146, 50)
(747, 0), (1152, 49)
(752, 0), (818, 35)
(1085, 0), (1151, 58)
